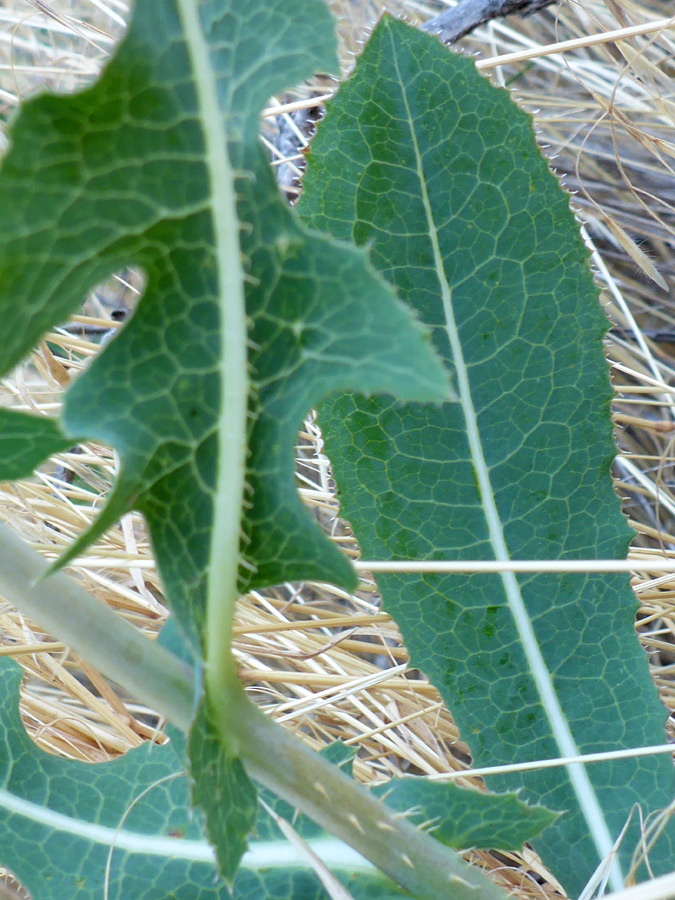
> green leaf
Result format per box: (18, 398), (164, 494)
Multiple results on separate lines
(0, 626), (413, 900)
(0, 0), (449, 650)
(265, 742), (556, 851)
(0, 647), (216, 899)
(373, 780), (556, 852)
(188, 699), (257, 882)
(0, 2), (450, 888)
(298, 15), (675, 894)
(0, 409), (72, 479)
(0, 606), (539, 900)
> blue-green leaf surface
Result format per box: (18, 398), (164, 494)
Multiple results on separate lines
(0, 630), (413, 900)
(0, 1), (449, 887)
(0, 0), (449, 651)
(260, 742), (555, 851)
(373, 780), (556, 851)
(0, 409), (72, 479)
(298, 16), (675, 894)
(188, 700), (258, 883)
(0, 617), (553, 899)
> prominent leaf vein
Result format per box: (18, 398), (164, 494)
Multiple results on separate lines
(388, 28), (620, 889)
(0, 785), (374, 871)
(175, 0), (248, 723)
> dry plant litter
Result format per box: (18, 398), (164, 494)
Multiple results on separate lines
(1, 1), (675, 898)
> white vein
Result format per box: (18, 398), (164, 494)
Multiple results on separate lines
(0, 786), (373, 871)
(388, 28), (624, 891)
(175, 0), (250, 704)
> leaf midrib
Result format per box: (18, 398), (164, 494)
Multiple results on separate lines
(0, 786), (375, 872)
(386, 25), (620, 887)
(175, 0), (248, 726)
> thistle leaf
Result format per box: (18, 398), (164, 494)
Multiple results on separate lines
(0, 0), (452, 887)
(0, 0), (449, 650)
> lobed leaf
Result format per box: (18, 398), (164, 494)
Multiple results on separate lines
(260, 741), (555, 851)
(0, 620), (549, 899)
(373, 780), (557, 852)
(0, 409), (72, 479)
(299, 16), (675, 894)
(0, 633), (412, 899)
(0, 0), (449, 651)
(0, 1), (449, 885)
(188, 700), (257, 883)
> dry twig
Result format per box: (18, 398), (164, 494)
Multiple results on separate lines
(423, 0), (557, 44)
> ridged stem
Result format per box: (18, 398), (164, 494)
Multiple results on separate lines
(234, 682), (506, 900)
(0, 521), (194, 727)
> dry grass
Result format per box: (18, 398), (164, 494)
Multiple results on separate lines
(1, 1), (675, 898)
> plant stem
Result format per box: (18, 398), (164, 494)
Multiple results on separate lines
(0, 526), (508, 900)
(422, 0), (556, 45)
(0, 521), (194, 730)
(235, 683), (505, 900)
